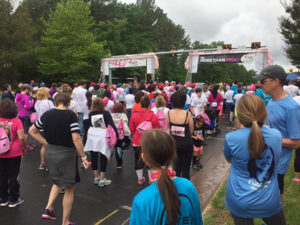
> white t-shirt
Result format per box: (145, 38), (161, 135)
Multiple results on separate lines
(117, 88), (125, 102)
(224, 90), (234, 103)
(190, 92), (197, 103)
(72, 86), (87, 113)
(191, 95), (207, 115)
(70, 100), (77, 112)
(125, 94), (135, 109)
(185, 94), (191, 105)
(105, 99), (114, 113)
(293, 96), (300, 106)
(151, 107), (169, 115)
(83, 100), (91, 120)
(204, 91), (211, 99)
(218, 90), (225, 98)
(34, 99), (55, 119)
(285, 85), (299, 98)
(234, 93), (244, 108)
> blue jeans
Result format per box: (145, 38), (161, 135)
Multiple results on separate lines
(77, 112), (84, 138)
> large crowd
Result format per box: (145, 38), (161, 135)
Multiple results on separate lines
(0, 64), (300, 225)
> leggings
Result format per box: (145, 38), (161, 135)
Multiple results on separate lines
(133, 147), (145, 170)
(91, 152), (107, 172)
(231, 210), (286, 225)
(174, 146), (193, 180)
(294, 148), (300, 172)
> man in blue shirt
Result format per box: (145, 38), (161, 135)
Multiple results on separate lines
(254, 65), (300, 204)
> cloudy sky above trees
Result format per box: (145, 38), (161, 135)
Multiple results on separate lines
(120, 0), (296, 72)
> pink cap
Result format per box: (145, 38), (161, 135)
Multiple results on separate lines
(153, 81), (157, 85)
(169, 86), (174, 91)
(248, 84), (255, 91)
(185, 81), (191, 86)
(100, 83), (105, 88)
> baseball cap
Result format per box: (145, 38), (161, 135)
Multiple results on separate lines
(40, 82), (45, 87)
(185, 81), (191, 86)
(165, 80), (169, 84)
(158, 84), (164, 90)
(253, 65), (286, 81)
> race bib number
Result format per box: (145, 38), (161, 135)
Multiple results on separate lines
(171, 126), (185, 137)
(194, 130), (202, 138)
(212, 102), (218, 107)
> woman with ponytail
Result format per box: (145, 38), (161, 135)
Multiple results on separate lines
(224, 95), (285, 225)
(130, 129), (203, 225)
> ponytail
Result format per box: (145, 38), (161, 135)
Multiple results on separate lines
(248, 121), (265, 159)
(157, 169), (180, 225)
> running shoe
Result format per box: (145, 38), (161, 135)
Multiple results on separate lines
(192, 164), (200, 171)
(38, 164), (47, 170)
(93, 178), (100, 185)
(68, 221), (77, 225)
(197, 162), (203, 169)
(117, 165), (122, 169)
(294, 178), (300, 184)
(137, 177), (146, 185)
(98, 178), (112, 187)
(0, 199), (9, 207)
(41, 208), (56, 220)
(60, 187), (65, 194)
(27, 145), (34, 150)
(8, 196), (24, 208)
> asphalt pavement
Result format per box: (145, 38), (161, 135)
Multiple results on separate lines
(0, 126), (231, 225)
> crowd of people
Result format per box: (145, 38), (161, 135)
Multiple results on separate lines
(0, 64), (300, 225)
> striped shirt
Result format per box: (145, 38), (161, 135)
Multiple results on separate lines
(34, 109), (80, 147)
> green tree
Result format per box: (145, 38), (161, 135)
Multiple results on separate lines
(36, 0), (108, 82)
(279, 0), (300, 68)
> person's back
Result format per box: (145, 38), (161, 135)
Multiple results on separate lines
(224, 127), (282, 217)
(285, 84), (299, 97)
(131, 177), (202, 225)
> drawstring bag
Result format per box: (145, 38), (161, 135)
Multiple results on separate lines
(0, 124), (11, 155)
(106, 125), (117, 148)
(157, 110), (167, 130)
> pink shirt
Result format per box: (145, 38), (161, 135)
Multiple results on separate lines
(0, 117), (24, 158)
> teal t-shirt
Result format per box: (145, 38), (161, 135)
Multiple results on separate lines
(255, 88), (271, 106)
(130, 177), (203, 225)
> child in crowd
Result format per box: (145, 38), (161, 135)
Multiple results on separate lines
(130, 129), (203, 225)
(192, 115), (205, 170)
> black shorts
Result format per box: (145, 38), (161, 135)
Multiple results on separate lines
(19, 116), (31, 134)
(230, 104), (235, 112)
(277, 174), (285, 194)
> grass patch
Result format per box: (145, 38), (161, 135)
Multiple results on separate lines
(204, 152), (300, 225)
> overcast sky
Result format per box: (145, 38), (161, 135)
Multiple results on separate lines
(120, 0), (297, 72)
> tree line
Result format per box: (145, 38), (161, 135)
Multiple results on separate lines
(1, 0), (283, 86)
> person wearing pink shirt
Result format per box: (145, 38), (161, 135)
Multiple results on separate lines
(0, 99), (27, 208)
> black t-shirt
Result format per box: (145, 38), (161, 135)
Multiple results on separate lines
(87, 111), (118, 137)
(35, 109), (80, 147)
(192, 125), (204, 147)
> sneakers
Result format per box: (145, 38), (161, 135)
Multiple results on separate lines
(138, 177), (146, 185)
(0, 199), (9, 207)
(8, 196), (24, 208)
(38, 164), (48, 171)
(93, 177), (100, 185)
(98, 178), (112, 187)
(27, 145), (34, 151)
(294, 178), (300, 184)
(41, 208), (56, 220)
(68, 222), (77, 225)
(192, 164), (200, 171)
(117, 165), (122, 169)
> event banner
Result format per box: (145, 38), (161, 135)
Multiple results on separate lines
(108, 58), (146, 68)
(198, 53), (248, 64)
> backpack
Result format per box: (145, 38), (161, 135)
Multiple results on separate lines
(117, 119), (125, 140)
(30, 112), (38, 124)
(0, 125), (11, 155)
(157, 110), (167, 130)
(137, 114), (153, 134)
(106, 125), (117, 148)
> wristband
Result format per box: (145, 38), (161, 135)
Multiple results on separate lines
(81, 156), (87, 161)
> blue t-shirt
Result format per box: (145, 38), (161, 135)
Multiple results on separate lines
(265, 96), (300, 174)
(255, 89), (271, 106)
(130, 177), (203, 225)
(224, 128), (282, 218)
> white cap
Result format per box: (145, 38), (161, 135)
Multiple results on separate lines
(165, 80), (169, 84)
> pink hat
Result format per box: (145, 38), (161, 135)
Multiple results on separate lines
(169, 86), (174, 91)
(185, 81), (191, 86)
(100, 83), (105, 88)
(248, 84), (255, 91)
(153, 81), (157, 85)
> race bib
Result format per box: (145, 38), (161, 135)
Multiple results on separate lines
(197, 105), (203, 113)
(212, 102), (218, 107)
(194, 130), (202, 138)
(171, 126), (185, 137)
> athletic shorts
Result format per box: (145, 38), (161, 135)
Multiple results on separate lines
(19, 116), (31, 134)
